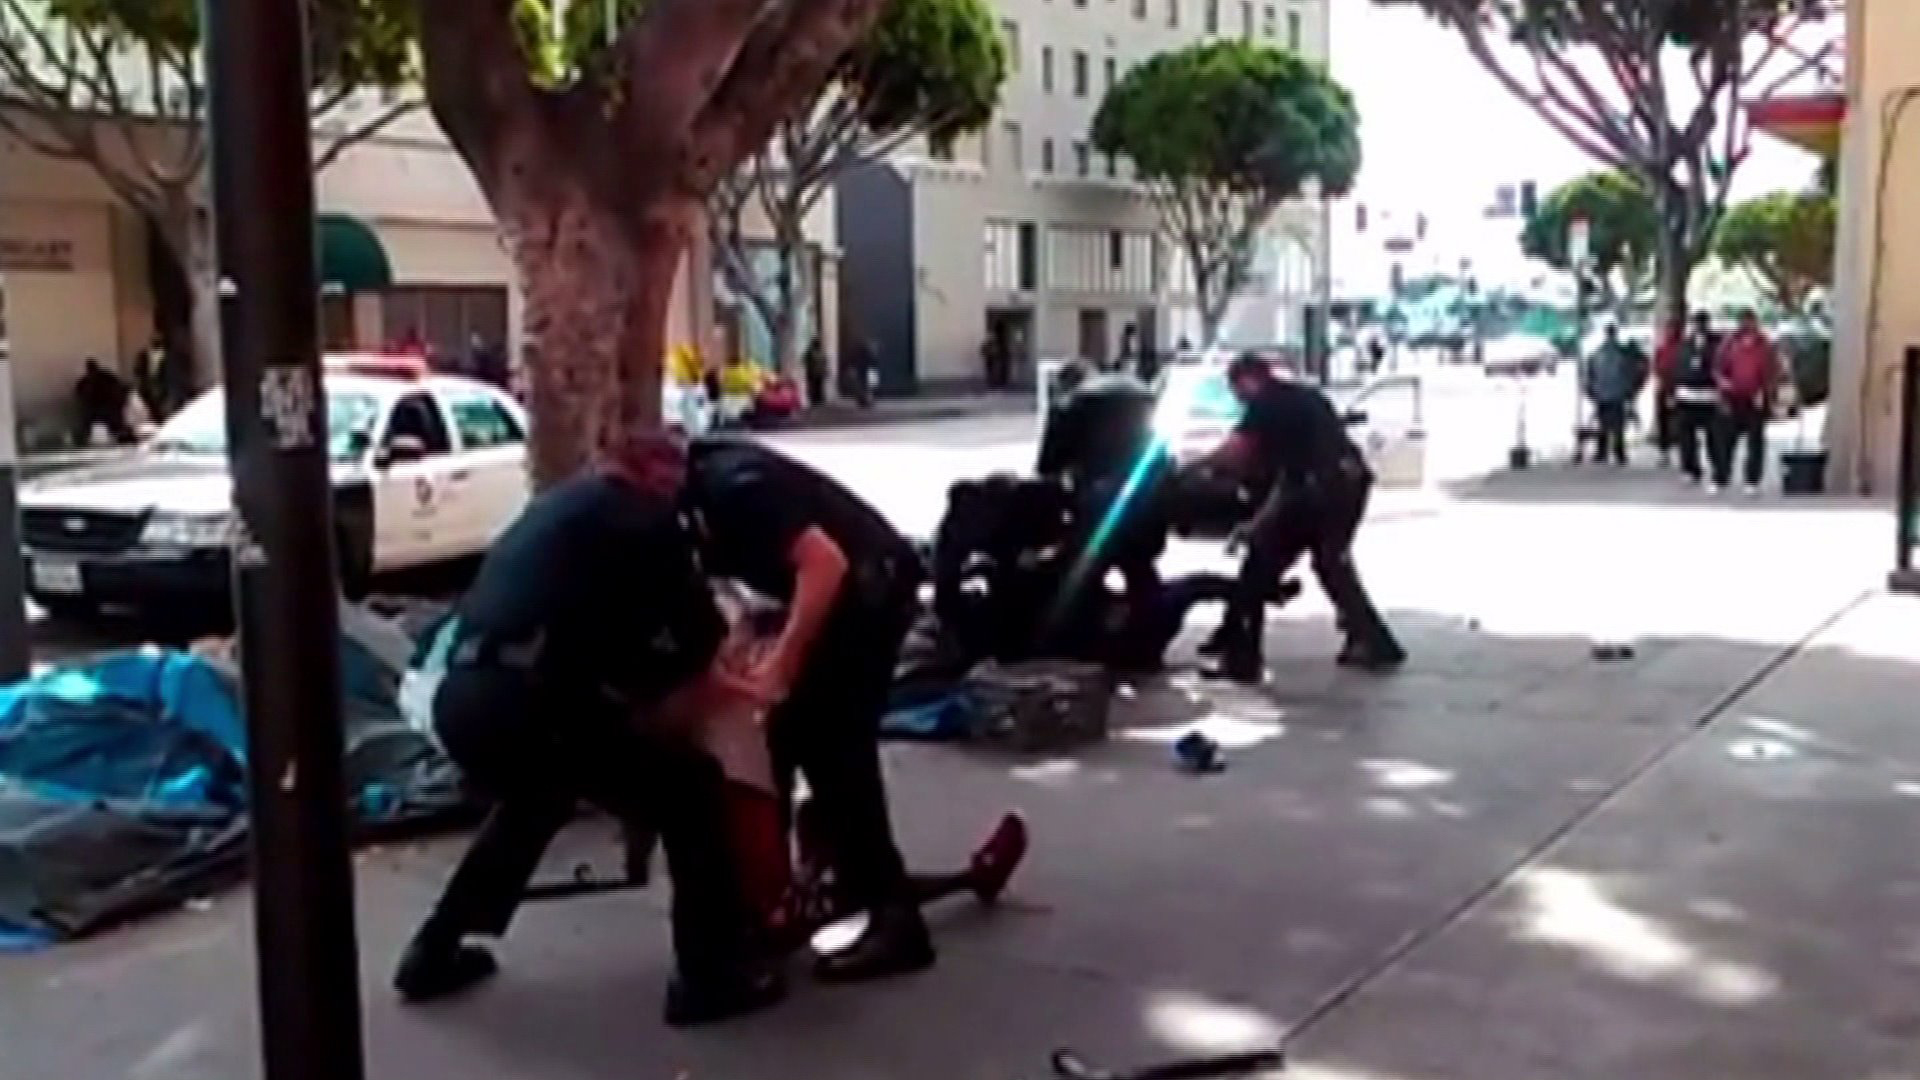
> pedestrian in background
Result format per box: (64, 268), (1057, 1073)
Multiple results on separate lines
(1651, 313), (1684, 468)
(1672, 310), (1723, 488)
(1582, 324), (1643, 467)
(1712, 309), (1786, 495)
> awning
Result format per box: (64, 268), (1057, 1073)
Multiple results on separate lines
(1747, 92), (1846, 156)
(317, 213), (394, 295)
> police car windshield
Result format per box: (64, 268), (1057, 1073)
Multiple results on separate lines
(148, 390), (383, 461)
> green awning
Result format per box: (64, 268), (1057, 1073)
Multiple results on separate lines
(317, 213), (393, 295)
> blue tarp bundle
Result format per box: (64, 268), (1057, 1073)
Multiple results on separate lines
(0, 623), (470, 950)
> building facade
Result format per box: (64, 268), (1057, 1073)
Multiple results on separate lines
(838, 0), (1331, 392)
(0, 92), (831, 443)
(1816, 0), (1917, 497)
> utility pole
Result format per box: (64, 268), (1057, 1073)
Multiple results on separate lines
(201, 0), (365, 1078)
(0, 274), (29, 681)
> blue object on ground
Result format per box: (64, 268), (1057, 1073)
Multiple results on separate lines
(0, 631), (470, 946)
(880, 693), (970, 741)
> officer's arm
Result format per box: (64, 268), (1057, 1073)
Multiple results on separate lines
(764, 526), (848, 689)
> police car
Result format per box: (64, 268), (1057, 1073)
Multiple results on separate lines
(18, 354), (533, 618)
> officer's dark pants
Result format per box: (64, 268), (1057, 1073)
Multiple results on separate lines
(1221, 479), (1398, 662)
(766, 569), (918, 911)
(422, 664), (754, 980)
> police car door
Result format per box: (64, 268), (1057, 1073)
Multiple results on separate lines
(370, 391), (457, 570)
(442, 386), (532, 552)
(1342, 373), (1428, 489)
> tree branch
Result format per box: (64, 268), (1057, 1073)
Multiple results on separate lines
(697, 0), (892, 187)
(314, 95), (424, 172)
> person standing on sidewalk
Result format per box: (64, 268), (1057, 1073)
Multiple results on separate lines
(1651, 313), (1685, 468)
(1672, 310), (1724, 487)
(1712, 309), (1786, 494)
(1582, 324), (1644, 467)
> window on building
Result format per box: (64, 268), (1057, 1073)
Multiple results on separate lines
(1018, 223), (1039, 291)
(382, 286), (509, 364)
(1205, 0), (1219, 32)
(1000, 20), (1020, 70)
(1042, 138), (1056, 173)
(1104, 55), (1117, 89)
(1167, 0), (1179, 27)
(1002, 120), (1024, 171)
(930, 139), (954, 162)
(1109, 231), (1125, 271)
(1241, 1), (1253, 35)
(1041, 46), (1055, 92)
(1074, 141), (1091, 177)
(1262, 3), (1276, 36)
(1073, 51), (1089, 96)
(1075, 0), (1087, 7)
(1133, 0), (1147, 17)
(1287, 9), (1302, 49)
(1105, 152), (1118, 179)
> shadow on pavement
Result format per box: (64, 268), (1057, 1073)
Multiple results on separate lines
(8, 583), (1918, 1080)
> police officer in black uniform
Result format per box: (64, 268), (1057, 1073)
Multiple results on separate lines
(394, 432), (781, 1027)
(1035, 369), (1172, 613)
(681, 436), (933, 982)
(1201, 353), (1405, 681)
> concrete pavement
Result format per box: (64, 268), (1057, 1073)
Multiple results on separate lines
(6, 439), (1915, 1080)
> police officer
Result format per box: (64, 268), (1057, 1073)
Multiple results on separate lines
(394, 432), (781, 1027)
(680, 436), (933, 982)
(1201, 353), (1405, 681)
(1035, 369), (1172, 615)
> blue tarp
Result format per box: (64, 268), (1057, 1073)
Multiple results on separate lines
(0, 623), (470, 949)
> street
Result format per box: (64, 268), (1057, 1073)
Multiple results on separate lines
(6, 376), (1916, 1080)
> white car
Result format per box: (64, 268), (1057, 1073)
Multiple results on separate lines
(1150, 363), (1430, 489)
(18, 354), (533, 618)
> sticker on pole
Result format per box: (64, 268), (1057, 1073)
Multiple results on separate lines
(259, 365), (319, 451)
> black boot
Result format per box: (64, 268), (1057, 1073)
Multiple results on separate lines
(1337, 636), (1406, 671)
(663, 963), (788, 1028)
(814, 902), (936, 984)
(394, 931), (500, 1003)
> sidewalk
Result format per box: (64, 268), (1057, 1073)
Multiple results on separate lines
(3, 478), (1912, 1080)
(774, 388), (1033, 431)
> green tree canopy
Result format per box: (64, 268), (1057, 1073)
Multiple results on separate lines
(1521, 170), (1658, 309)
(1713, 188), (1835, 318)
(1091, 40), (1359, 340)
(1372, 0), (1833, 318)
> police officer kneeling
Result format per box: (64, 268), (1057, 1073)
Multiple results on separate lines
(1200, 353), (1406, 681)
(681, 436), (934, 982)
(394, 432), (781, 1027)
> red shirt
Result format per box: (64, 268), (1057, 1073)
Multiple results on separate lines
(1652, 330), (1683, 389)
(1716, 329), (1778, 403)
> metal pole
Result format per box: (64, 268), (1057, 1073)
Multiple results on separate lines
(0, 275), (29, 681)
(201, 0), (365, 1077)
(1893, 347), (1919, 593)
(1318, 193), (1334, 386)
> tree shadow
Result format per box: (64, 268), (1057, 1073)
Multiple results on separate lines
(14, 587), (1920, 1080)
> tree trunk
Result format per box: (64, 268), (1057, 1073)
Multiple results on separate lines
(1653, 186), (1696, 323)
(769, 234), (810, 383)
(155, 193), (221, 398)
(501, 184), (695, 487)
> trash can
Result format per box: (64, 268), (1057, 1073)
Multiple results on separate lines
(1779, 447), (1827, 496)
